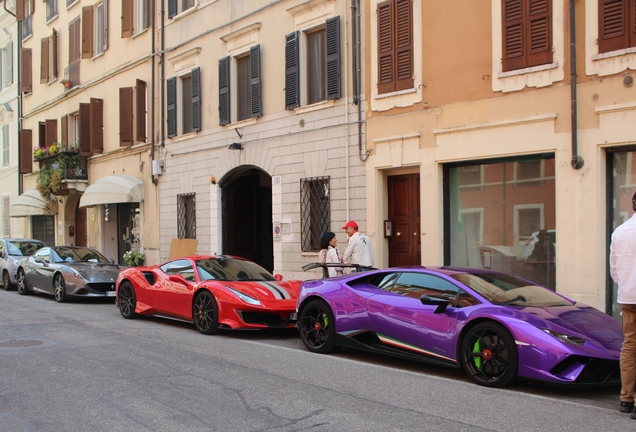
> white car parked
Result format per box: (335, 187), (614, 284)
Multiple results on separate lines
(0, 238), (47, 290)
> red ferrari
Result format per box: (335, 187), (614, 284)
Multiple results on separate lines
(115, 255), (301, 334)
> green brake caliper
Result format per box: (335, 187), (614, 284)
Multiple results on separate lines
(322, 314), (329, 329)
(472, 339), (483, 371)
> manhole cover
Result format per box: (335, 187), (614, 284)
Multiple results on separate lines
(0, 339), (44, 348)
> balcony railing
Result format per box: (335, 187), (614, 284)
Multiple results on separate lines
(36, 151), (88, 181)
(63, 61), (80, 89)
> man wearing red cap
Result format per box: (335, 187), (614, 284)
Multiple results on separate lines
(342, 220), (374, 268)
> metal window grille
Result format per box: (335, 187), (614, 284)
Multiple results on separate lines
(300, 176), (330, 252)
(177, 193), (196, 239)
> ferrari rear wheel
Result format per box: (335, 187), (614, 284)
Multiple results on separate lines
(118, 281), (138, 319)
(298, 299), (337, 354)
(460, 321), (518, 388)
(193, 291), (219, 335)
(3, 270), (14, 290)
(54, 274), (68, 303)
(17, 269), (31, 296)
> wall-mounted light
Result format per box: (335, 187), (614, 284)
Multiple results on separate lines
(228, 142), (244, 150)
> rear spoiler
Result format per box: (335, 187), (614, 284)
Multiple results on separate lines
(301, 262), (377, 279)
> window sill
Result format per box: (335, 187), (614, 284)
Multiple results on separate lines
(294, 99), (335, 114)
(91, 52), (105, 61)
(46, 14), (59, 25)
(374, 87), (416, 100)
(227, 118), (257, 129)
(171, 131), (198, 143)
(22, 34), (33, 43)
(132, 28), (149, 39)
(592, 47), (636, 62)
(66, 0), (80, 9)
(172, 5), (198, 21)
(497, 62), (558, 79)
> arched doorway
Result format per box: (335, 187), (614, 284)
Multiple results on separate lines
(220, 166), (273, 272)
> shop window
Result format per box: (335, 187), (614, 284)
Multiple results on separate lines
(32, 215), (55, 246)
(300, 176), (330, 252)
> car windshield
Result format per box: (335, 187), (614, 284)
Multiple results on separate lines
(52, 247), (111, 264)
(195, 257), (276, 282)
(450, 272), (573, 307)
(7, 241), (45, 256)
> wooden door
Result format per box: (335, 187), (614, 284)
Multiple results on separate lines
(388, 174), (420, 267)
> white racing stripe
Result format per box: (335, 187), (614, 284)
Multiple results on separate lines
(257, 282), (290, 299)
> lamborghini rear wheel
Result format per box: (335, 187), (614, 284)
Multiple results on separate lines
(298, 299), (337, 354)
(193, 290), (219, 335)
(460, 321), (518, 388)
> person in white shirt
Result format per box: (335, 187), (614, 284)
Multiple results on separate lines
(610, 191), (636, 418)
(341, 220), (374, 268)
(318, 232), (342, 277)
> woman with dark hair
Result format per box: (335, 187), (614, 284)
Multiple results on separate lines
(318, 232), (341, 277)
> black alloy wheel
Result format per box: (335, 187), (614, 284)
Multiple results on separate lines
(17, 268), (31, 295)
(118, 281), (138, 319)
(3, 270), (14, 290)
(460, 321), (518, 388)
(298, 299), (337, 354)
(53, 274), (68, 303)
(193, 291), (219, 335)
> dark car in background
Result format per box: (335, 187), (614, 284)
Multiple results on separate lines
(17, 246), (125, 302)
(0, 238), (47, 290)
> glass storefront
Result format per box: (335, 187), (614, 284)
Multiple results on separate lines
(445, 155), (556, 290)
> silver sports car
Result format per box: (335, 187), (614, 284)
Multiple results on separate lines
(0, 238), (46, 290)
(17, 246), (125, 302)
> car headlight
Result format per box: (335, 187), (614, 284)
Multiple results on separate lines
(71, 268), (88, 279)
(226, 287), (261, 305)
(542, 329), (585, 346)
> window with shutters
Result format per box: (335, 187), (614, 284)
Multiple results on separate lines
(38, 119), (57, 149)
(300, 176), (330, 252)
(218, 44), (262, 126)
(285, 17), (340, 111)
(46, 0), (58, 22)
(77, 98), (103, 155)
(61, 111), (81, 149)
(94, 1), (108, 56)
(597, 0), (636, 54)
(167, 0), (195, 19)
(501, 0), (553, 72)
(18, 0), (34, 40)
(167, 68), (201, 138)
(177, 193), (196, 239)
(0, 41), (13, 90)
(134, 0), (148, 36)
(1, 125), (8, 167)
(376, 0), (413, 95)
(2, 195), (10, 237)
(40, 30), (58, 84)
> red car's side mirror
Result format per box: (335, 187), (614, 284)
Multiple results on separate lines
(274, 274), (283, 281)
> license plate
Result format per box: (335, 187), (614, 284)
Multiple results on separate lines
(105, 291), (116, 297)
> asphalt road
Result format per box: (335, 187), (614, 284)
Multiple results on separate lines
(0, 289), (633, 432)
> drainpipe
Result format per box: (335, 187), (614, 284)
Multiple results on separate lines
(160, 0), (165, 156)
(6, 2), (21, 194)
(570, 0), (584, 169)
(352, 0), (367, 163)
(150, 0), (157, 186)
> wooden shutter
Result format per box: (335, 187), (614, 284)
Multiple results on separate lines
(395, 0), (413, 91)
(20, 48), (32, 94)
(502, 0), (524, 72)
(119, 87), (133, 147)
(122, 0), (133, 37)
(19, 129), (32, 174)
(377, 1), (394, 94)
(51, 30), (58, 80)
(61, 115), (68, 145)
(82, 6), (94, 59)
(526, 0), (552, 67)
(598, 0), (629, 53)
(326, 16), (341, 100)
(70, 19), (81, 63)
(250, 45), (262, 118)
(41, 37), (49, 84)
(45, 119), (57, 148)
(168, 0), (177, 19)
(192, 67), (201, 132)
(136, 79), (146, 142)
(218, 57), (230, 125)
(90, 98), (103, 154)
(79, 103), (91, 156)
(285, 31), (300, 109)
(38, 122), (46, 148)
(16, 0), (24, 21)
(166, 76), (176, 138)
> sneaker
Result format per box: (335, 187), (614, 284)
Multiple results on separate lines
(632, 409), (636, 420)
(620, 401), (634, 413)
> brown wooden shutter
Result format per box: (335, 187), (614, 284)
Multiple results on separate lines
(70, 19), (81, 63)
(45, 119), (57, 147)
(20, 48), (32, 94)
(82, 7), (94, 59)
(502, 0), (525, 72)
(19, 130), (32, 174)
(136, 79), (146, 142)
(90, 98), (103, 154)
(395, 0), (413, 91)
(38, 122), (45, 148)
(41, 37), (49, 84)
(377, 0), (394, 94)
(51, 29), (58, 80)
(598, 0), (628, 53)
(79, 103), (91, 156)
(526, 0), (552, 67)
(16, 0), (25, 21)
(122, 0), (133, 38)
(120, 87), (133, 147)
(61, 115), (68, 145)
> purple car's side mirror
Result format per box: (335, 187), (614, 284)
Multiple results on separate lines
(420, 294), (450, 314)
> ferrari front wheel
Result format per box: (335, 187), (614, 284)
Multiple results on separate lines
(193, 290), (219, 335)
(54, 274), (68, 303)
(460, 321), (518, 388)
(17, 269), (31, 296)
(298, 299), (337, 354)
(118, 281), (138, 319)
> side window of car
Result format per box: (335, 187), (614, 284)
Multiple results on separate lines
(168, 259), (196, 282)
(392, 273), (459, 303)
(159, 262), (172, 274)
(367, 272), (400, 291)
